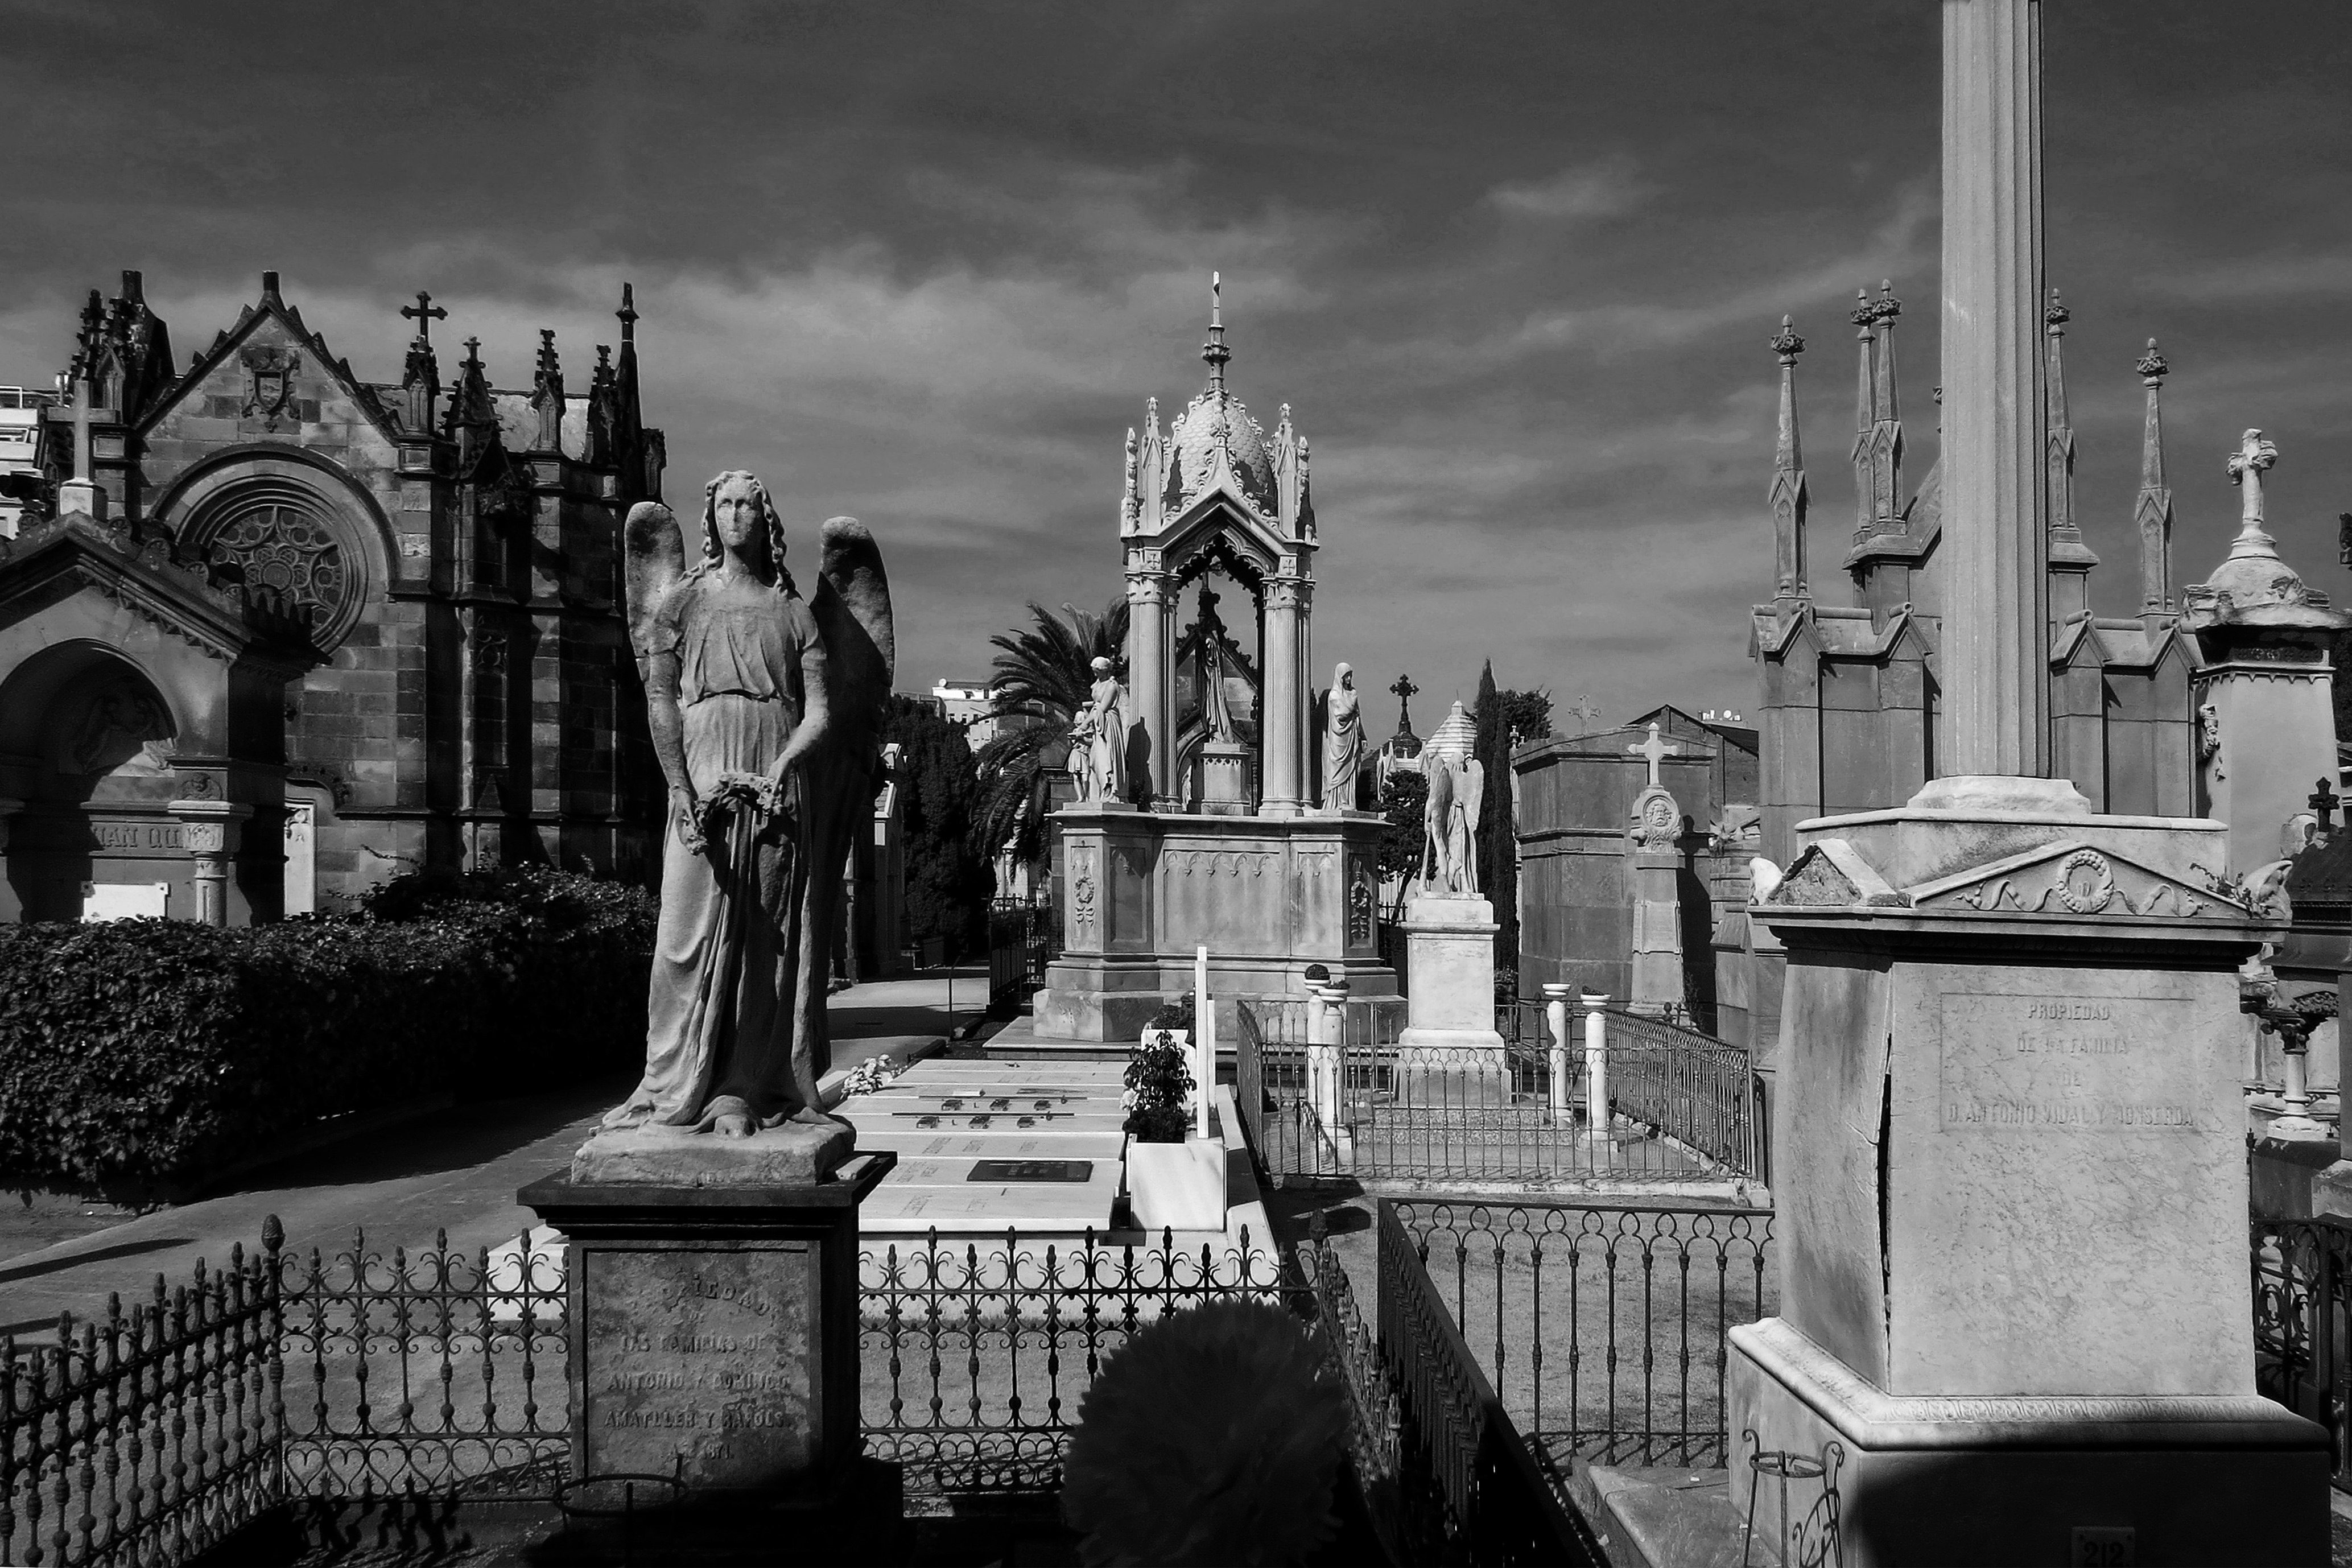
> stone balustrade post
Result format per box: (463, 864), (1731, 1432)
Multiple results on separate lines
(1581, 992), (1611, 1138)
(169, 798), (253, 927)
(1543, 983), (1575, 1121)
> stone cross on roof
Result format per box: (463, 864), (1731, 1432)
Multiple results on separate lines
(1628, 721), (1681, 787)
(2227, 428), (2280, 556)
(401, 290), (448, 346)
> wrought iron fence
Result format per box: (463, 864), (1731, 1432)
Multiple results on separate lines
(987, 898), (1059, 1014)
(2252, 1214), (2352, 1490)
(1238, 996), (1757, 1185)
(858, 1227), (1294, 1499)
(1501, 1003), (1759, 1176)
(1372, 1201), (1603, 1565)
(1394, 1197), (1776, 1470)
(3, 1233), (283, 1568)
(277, 1228), (569, 1501)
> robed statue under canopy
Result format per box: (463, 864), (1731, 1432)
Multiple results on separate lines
(605, 471), (895, 1138)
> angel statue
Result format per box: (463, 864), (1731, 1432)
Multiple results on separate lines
(604, 471), (895, 1139)
(1418, 752), (1484, 896)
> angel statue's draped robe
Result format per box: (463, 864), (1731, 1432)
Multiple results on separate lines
(604, 574), (829, 1131)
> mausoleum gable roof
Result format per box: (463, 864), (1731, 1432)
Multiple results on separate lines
(150, 275), (400, 445)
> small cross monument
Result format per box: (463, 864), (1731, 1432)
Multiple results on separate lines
(1627, 720), (1680, 787)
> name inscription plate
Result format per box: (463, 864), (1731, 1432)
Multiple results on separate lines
(581, 1246), (814, 1487)
(1938, 992), (2202, 1135)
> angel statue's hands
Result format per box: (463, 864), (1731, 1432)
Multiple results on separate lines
(670, 785), (705, 854)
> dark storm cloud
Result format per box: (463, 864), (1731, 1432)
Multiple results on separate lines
(2, 1), (2346, 722)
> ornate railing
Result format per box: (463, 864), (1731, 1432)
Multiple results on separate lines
(3, 1233), (283, 1568)
(858, 1228), (1293, 1499)
(277, 1228), (569, 1500)
(2252, 1214), (2352, 1489)
(1373, 1201), (1603, 1565)
(1394, 1198), (1776, 1470)
(1501, 1004), (1759, 1177)
(1239, 996), (1757, 1185)
(987, 898), (1059, 1014)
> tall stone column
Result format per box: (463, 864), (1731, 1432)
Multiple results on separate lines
(1941, 0), (2050, 778)
(1126, 568), (1172, 806)
(169, 799), (253, 927)
(1260, 576), (1304, 815)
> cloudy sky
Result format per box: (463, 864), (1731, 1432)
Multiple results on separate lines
(3, 1), (2347, 732)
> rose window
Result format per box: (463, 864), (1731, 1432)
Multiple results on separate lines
(204, 504), (350, 632)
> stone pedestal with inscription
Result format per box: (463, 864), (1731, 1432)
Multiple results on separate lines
(1034, 804), (1394, 1041)
(520, 1140), (894, 1503)
(1727, 778), (2329, 1565)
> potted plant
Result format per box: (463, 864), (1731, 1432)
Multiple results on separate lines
(1125, 999), (1225, 1232)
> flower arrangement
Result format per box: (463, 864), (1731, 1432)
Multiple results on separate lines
(839, 1054), (906, 1099)
(1123, 996), (1196, 1144)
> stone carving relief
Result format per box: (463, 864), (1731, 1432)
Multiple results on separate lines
(66, 680), (175, 777)
(1348, 865), (1374, 944)
(2197, 703), (2225, 782)
(239, 346), (303, 431)
(1165, 848), (1278, 878)
(1922, 847), (2231, 920)
(1071, 849), (1099, 938)
(1630, 786), (1682, 852)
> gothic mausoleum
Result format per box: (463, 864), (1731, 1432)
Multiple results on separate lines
(0, 270), (667, 923)
(1034, 287), (1397, 1039)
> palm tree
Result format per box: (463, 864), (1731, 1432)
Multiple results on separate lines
(973, 597), (1130, 870)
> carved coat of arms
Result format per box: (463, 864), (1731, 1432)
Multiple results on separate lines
(240, 346), (302, 430)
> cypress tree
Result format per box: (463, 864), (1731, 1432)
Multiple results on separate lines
(1472, 661), (1519, 996)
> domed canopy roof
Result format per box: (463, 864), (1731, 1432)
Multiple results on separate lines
(1163, 386), (1277, 515)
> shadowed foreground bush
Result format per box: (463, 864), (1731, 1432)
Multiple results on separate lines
(0, 867), (656, 1198)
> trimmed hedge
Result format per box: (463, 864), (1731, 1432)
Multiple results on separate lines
(0, 868), (657, 1198)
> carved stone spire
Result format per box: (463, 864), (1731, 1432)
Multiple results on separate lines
(2044, 287), (2097, 628)
(1120, 426), (1140, 533)
(1770, 315), (1810, 601)
(613, 283), (648, 500)
(531, 329), (564, 452)
(2134, 338), (2174, 616)
(1851, 287), (1876, 545)
(1201, 272), (1230, 394)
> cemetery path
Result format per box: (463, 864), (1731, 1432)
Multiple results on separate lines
(0, 973), (969, 1338)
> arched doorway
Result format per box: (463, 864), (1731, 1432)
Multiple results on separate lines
(0, 643), (187, 921)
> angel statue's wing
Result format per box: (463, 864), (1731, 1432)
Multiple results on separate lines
(793, 516), (897, 1099)
(621, 502), (687, 678)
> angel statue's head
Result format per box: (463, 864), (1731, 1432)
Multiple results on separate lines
(699, 469), (793, 590)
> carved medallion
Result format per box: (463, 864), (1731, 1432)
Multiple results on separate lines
(239, 346), (303, 431)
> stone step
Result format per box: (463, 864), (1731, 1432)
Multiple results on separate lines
(851, 1130), (1126, 1160)
(860, 1183), (1118, 1233)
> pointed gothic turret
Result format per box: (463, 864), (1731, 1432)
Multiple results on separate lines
(612, 283), (654, 500)
(1845, 281), (1921, 616)
(443, 335), (499, 472)
(2134, 339), (2174, 619)
(2044, 288), (2098, 632)
(1769, 316), (1809, 603)
(585, 345), (617, 469)
(401, 334), (440, 436)
(530, 329), (564, 452)
(1849, 287), (1875, 545)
